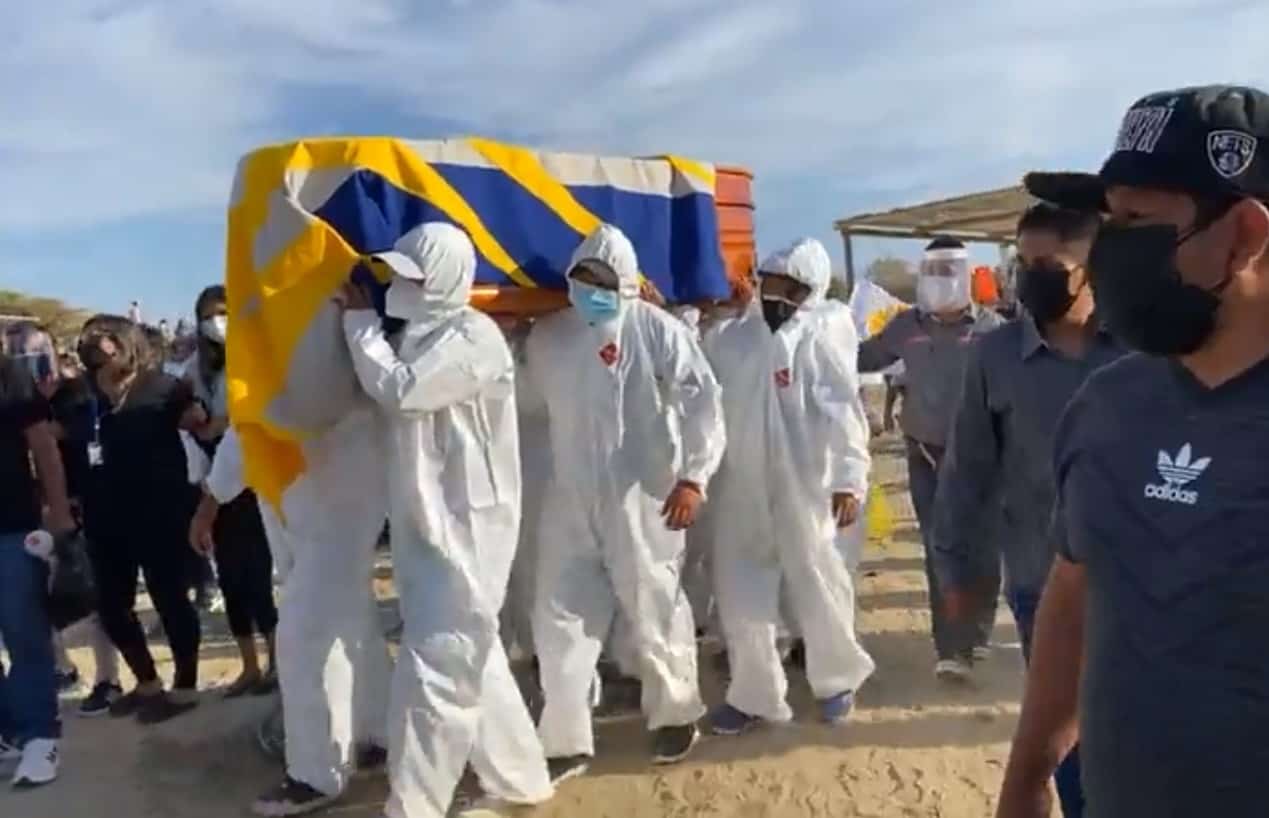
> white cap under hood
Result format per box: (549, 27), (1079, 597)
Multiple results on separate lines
(567, 223), (642, 300)
(757, 237), (832, 311)
(374, 222), (477, 322)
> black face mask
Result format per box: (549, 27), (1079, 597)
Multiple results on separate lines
(1016, 262), (1079, 324)
(761, 296), (798, 333)
(1088, 223), (1229, 356)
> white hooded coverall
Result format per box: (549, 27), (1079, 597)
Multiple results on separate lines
(709, 238), (875, 722)
(343, 222), (552, 818)
(500, 326), (549, 661)
(208, 416), (392, 798)
(527, 225), (726, 758)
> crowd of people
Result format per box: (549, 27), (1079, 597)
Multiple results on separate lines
(2, 82), (1268, 818)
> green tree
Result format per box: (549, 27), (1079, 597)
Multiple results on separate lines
(0, 290), (93, 347)
(866, 256), (916, 302)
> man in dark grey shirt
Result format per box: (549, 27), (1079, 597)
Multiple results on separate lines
(859, 237), (1003, 680)
(998, 84), (1269, 818)
(933, 203), (1124, 818)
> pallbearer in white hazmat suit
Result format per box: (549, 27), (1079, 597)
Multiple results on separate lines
(495, 317), (548, 664)
(340, 222), (553, 818)
(527, 224), (726, 778)
(238, 408), (393, 818)
(707, 238), (875, 735)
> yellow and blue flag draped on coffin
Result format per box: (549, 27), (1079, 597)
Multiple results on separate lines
(224, 136), (730, 511)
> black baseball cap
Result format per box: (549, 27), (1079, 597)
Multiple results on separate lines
(1026, 85), (1269, 210)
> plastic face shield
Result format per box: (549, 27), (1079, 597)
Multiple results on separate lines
(15, 352), (53, 381)
(919, 251), (969, 280)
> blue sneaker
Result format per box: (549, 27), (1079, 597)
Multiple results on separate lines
(709, 704), (761, 736)
(819, 691), (855, 725)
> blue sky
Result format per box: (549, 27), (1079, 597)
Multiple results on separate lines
(2, 0), (1265, 323)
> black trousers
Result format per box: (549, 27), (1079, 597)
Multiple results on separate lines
(905, 437), (1001, 661)
(213, 492), (278, 639)
(90, 524), (201, 690)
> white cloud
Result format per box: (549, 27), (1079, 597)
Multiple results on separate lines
(2, 0), (1267, 236)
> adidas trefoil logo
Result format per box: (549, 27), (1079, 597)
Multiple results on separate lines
(1144, 443), (1211, 506)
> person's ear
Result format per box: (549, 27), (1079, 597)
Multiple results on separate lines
(1229, 199), (1269, 277)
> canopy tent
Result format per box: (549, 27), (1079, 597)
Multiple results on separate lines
(833, 184), (1034, 293)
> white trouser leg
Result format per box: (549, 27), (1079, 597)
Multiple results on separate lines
(611, 516), (704, 731)
(683, 531), (714, 635)
(782, 538), (874, 700)
(385, 535), (503, 818)
(533, 538), (614, 759)
(501, 543), (537, 661)
(469, 642), (553, 804)
(276, 538), (366, 797)
(835, 516), (866, 576)
(626, 588), (704, 731)
(351, 572), (392, 749)
(607, 613), (641, 679)
(715, 548), (791, 722)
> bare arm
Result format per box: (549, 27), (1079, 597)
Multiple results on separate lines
(996, 556), (1085, 817)
(26, 420), (75, 534)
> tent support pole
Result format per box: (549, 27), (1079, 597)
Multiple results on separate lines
(842, 230), (857, 298)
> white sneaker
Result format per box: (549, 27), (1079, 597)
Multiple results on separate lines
(12, 738), (58, 788)
(972, 645), (992, 663)
(935, 658), (972, 683)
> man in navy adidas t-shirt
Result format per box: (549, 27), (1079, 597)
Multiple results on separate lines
(998, 84), (1269, 818)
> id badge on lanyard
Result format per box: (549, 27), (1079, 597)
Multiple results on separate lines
(87, 395), (104, 468)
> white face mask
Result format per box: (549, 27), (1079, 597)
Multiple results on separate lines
(916, 276), (970, 314)
(385, 277), (427, 321)
(200, 315), (228, 343)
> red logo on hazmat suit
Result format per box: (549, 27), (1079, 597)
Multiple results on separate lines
(774, 368), (792, 388)
(599, 342), (620, 367)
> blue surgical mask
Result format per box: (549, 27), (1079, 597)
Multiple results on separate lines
(569, 280), (620, 324)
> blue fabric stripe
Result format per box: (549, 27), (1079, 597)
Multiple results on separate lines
(570, 186), (728, 302)
(430, 164), (585, 290)
(311, 170), (514, 285)
(312, 166), (729, 300)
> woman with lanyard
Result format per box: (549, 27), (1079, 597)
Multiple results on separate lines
(186, 286), (279, 697)
(77, 316), (207, 724)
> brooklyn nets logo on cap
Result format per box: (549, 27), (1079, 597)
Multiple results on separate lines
(1207, 130), (1257, 179)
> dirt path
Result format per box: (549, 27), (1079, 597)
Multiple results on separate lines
(5, 435), (1031, 817)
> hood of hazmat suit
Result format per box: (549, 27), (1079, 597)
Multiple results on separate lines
(343, 222), (553, 816)
(526, 224), (725, 758)
(707, 237), (875, 724)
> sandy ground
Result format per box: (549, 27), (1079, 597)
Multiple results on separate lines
(4, 433), (1035, 818)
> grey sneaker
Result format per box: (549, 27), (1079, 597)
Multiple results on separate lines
(546, 755), (590, 785)
(80, 682), (124, 717)
(652, 724), (699, 765)
(252, 777), (337, 817)
(935, 658), (972, 683)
